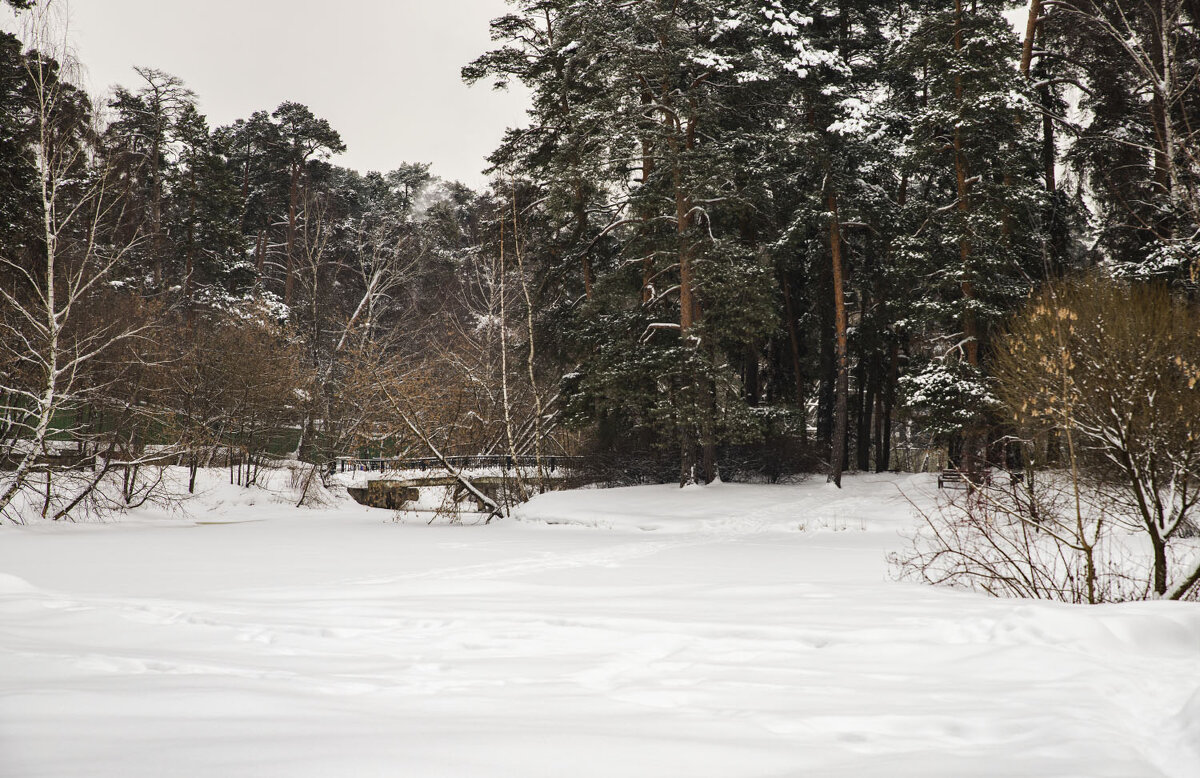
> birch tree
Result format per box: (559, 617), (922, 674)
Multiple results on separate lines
(0, 3), (147, 520)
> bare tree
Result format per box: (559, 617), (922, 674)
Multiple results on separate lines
(347, 214), (418, 347)
(508, 180), (548, 490)
(0, 4), (149, 521)
(290, 185), (423, 481)
(340, 343), (504, 520)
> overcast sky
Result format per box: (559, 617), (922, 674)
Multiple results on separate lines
(44, 0), (530, 187)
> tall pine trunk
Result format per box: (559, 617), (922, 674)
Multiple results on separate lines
(1020, 0), (1042, 76)
(782, 277), (808, 444)
(828, 190), (849, 488)
(953, 0), (980, 473)
(876, 339), (899, 472)
(285, 161), (299, 305)
(676, 165), (701, 486)
(856, 355), (876, 472)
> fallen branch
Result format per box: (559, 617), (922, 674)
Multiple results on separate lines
(374, 379), (504, 521)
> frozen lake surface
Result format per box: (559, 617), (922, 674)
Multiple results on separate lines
(2, 472), (1198, 777)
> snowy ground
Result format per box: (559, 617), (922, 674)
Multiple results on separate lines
(1, 470), (1198, 778)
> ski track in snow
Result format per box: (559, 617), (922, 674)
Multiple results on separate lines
(1, 472), (1198, 778)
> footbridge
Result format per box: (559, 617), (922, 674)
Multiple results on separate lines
(334, 454), (585, 510)
(334, 454), (583, 475)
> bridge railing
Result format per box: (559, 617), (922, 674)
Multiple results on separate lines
(334, 454), (584, 474)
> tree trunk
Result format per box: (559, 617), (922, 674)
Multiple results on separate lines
(497, 219), (528, 503)
(255, 229), (267, 288)
(1168, 556), (1200, 600)
(1022, 3), (1056, 195)
(674, 133), (705, 485)
(41, 466), (51, 519)
(1020, 0), (1042, 76)
(511, 187), (547, 490)
(680, 432), (696, 488)
(876, 339), (900, 472)
(285, 161), (299, 304)
(184, 178), (196, 308)
(954, 0), (977, 368)
(816, 263), (835, 451)
(573, 181), (594, 301)
(1040, 81), (1056, 194)
(857, 355), (876, 472)
(782, 277), (808, 443)
(0, 80), (63, 517)
(702, 424), (716, 484)
(639, 88), (656, 305)
(151, 133), (163, 289)
(744, 344), (761, 406)
(1150, 527), (1168, 596)
(828, 190), (849, 488)
(873, 382), (885, 473)
(954, 0), (980, 475)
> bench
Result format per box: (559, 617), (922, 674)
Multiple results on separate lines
(937, 468), (991, 489)
(938, 468), (1026, 489)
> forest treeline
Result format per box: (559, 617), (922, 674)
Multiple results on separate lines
(1, 0), (1199, 524)
(465, 0), (1200, 490)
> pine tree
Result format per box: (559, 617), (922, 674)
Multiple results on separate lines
(471, 0), (786, 484)
(749, 0), (911, 483)
(105, 68), (196, 291)
(168, 104), (244, 307)
(270, 102), (345, 306)
(894, 0), (1047, 468)
(1063, 0), (1200, 282)
(216, 110), (280, 292)
(0, 30), (39, 259)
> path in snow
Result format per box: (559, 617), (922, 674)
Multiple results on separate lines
(1, 472), (1198, 778)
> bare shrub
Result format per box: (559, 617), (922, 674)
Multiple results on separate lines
(902, 275), (1200, 603)
(893, 473), (1149, 603)
(994, 274), (1200, 599)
